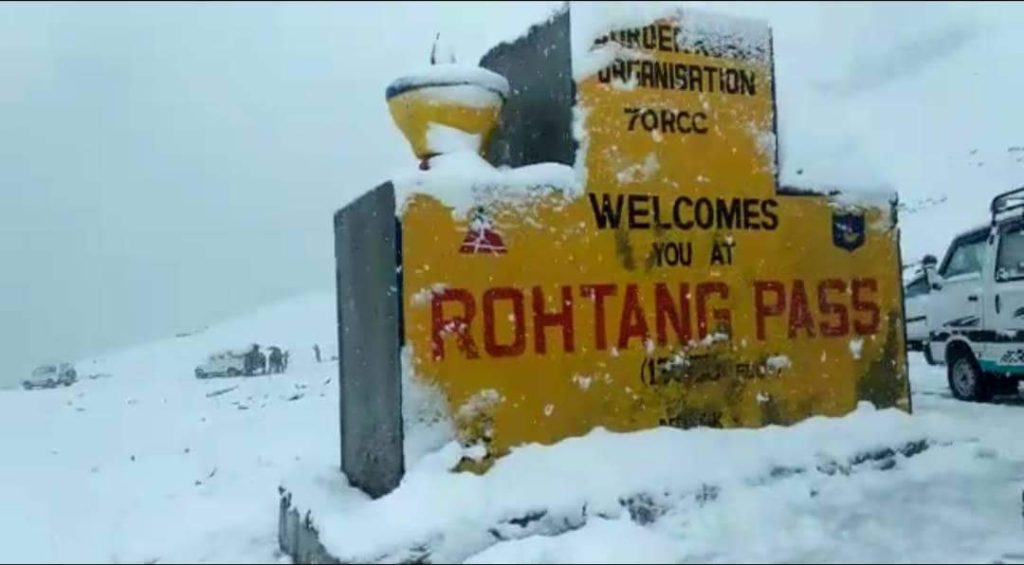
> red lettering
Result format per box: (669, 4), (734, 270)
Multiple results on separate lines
(533, 286), (575, 353)
(482, 287), (525, 357)
(753, 280), (785, 340)
(788, 280), (816, 338)
(430, 289), (479, 360)
(655, 282), (691, 345)
(581, 284), (617, 350)
(617, 283), (650, 349)
(818, 279), (849, 337)
(696, 282), (730, 339)
(852, 278), (880, 335)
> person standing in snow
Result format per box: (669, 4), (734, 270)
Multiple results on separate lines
(268, 347), (283, 374)
(282, 350), (290, 372)
(245, 344), (261, 376)
(313, 344), (321, 364)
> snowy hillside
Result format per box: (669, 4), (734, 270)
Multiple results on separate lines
(2, 292), (1024, 563)
(0, 293), (339, 563)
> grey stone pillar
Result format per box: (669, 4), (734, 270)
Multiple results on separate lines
(333, 182), (404, 498)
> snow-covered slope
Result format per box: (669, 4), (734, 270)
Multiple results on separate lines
(0, 293), (340, 563)
(3, 290), (1023, 563)
(75, 292), (338, 382)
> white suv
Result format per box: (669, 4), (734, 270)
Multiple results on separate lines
(194, 349), (249, 379)
(23, 363), (77, 390)
(925, 188), (1024, 401)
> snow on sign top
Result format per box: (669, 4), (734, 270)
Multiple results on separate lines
(386, 65), (511, 102)
(570, 1), (771, 80)
(777, 109), (897, 206)
(569, 2), (895, 205)
(391, 150), (580, 219)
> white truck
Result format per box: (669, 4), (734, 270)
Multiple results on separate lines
(903, 270), (931, 353)
(924, 188), (1024, 401)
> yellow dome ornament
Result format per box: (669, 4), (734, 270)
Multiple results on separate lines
(385, 38), (509, 170)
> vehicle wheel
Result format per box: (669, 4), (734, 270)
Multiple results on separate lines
(195, 369), (206, 379)
(947, 348), (991, 402)
(227, 368), (241, 377)
(923, 343), (939, 366)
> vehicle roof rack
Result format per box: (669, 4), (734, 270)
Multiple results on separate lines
(991, 186), (1024, 225)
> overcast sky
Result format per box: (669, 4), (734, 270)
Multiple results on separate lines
(2, 2), (1022, 386)
(0, 1), (563, 384)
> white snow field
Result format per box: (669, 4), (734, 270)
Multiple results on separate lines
(0, 293), (339, 564)
(2, 291), (1023, 564)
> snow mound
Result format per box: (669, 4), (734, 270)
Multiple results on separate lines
(427, 123), (484, 154)
(386, 64), (511, 101)
(393, 150), (581, 219)
(778, 112), (896, 206)
(464, 516), (681, 564)
(282, 403), (977, 564)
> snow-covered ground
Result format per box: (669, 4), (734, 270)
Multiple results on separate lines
(0, 293), (340, 564)
(2, 291), (1023, 564)
(290, 353), (1024, 564)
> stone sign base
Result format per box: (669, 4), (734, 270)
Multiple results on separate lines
(278, 487), (341, 565)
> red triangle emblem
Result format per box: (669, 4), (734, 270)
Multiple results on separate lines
(460, 211), (507, 255)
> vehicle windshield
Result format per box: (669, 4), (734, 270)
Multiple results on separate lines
(941, 235), (987, 278)
(997, 224), (1024, 279)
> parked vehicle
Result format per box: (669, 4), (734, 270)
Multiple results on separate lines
(194, 344), (270, 379)
(195, 348), (251, 379)
(23, 363), (77, 390)
(924, 187), (1024, 401)
(904, 271), (932, 353)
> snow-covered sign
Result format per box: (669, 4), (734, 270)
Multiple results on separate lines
(359, 3), (910, 480)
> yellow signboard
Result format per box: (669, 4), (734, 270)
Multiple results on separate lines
(400, 7), (908, 466)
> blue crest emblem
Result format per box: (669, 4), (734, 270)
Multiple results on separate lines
(832, 211), (865, 252)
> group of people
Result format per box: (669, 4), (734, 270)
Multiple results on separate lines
(243, 344), (289, 376)
(234, 343), (335, 377)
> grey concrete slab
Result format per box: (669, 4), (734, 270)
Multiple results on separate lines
(333, 182), (404, 499)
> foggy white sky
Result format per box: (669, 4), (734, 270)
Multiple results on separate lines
(3, 1), (1023, 385)
(0, 1), (562, 384)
